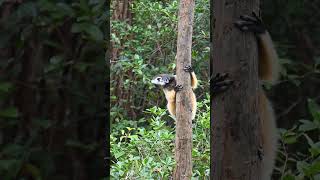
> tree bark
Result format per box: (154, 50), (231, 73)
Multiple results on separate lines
(173, 0), (195, 179)
(211, 0), (263, 179)
(111, 0), (133, 62)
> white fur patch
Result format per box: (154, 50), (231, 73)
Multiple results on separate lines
(151, 79), (166, 85)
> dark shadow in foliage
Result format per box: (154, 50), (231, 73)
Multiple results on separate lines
(0, 0), (109, 179)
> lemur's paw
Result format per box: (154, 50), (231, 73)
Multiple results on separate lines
(257, 146), (264, 161)
(174, 84), (183, 92)
(183, 65), (193, 72)
(234, 12), (266, 34)
(212, 73), (233, 95)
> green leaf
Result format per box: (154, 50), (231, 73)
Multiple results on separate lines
(74, 62), (90, 72)
(0, 107), (19, 118)
(71, 23), (103, 41)
(309, 146), (320, 157)
(0, 82), (13, 93)
(308, 99), (320, 122)
(34, 119), (52, 129)
(303, 134), (315, 147)
(282, 130), (298, 144)
(66, 140), (97, 152)
(297, 161), (310, 175)
(299, 119), (318, 132)
(304, 161), (320, 176)
(114, 151), (125, 159)
(16, 2), (38, 18)
(0, 159), (20, 171)
(85, 24), (103, 41)
(281, 174), (296, 180)
(305, 136), (320, 157)
(1, 144), (24, 157)
(71, 23), (87, 33)
(56, 3), (74, 16)
(49, 55), (64, 64)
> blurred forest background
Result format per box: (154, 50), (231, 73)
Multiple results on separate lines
(0, 0), (107, 179)
(0, 0), (320, 179)
(110, 0), (320, 179)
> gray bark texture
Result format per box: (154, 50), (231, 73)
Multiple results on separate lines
(173, 0), (195, 179)
(210, 0), (263, 179)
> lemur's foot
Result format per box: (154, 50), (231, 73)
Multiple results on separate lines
(257, 146), (264, 161)
(174, 84), (183, 92)
(234, 12), (266, 34)
(183, 65), (193, 72)
(212, 73), (233, 95)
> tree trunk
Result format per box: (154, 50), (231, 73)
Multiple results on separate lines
(211, 0), (263, 179)
(111, 0), (133, 61)
(111, 0), (136, 119)
(173, 0), (195, 179)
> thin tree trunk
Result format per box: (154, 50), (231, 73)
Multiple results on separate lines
(211, 0), (263, 179)
(174, 0), (195, 179)
(111, 0), (133, 61)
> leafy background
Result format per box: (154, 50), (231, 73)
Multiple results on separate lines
(0, 0), (107, 179)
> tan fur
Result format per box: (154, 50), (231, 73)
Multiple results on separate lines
(191, 72), (198, 89)
(164, 73), (198, 120)
(257, 32), (279, 180)
(260, 90), (277, 180)
(258, 32), (279, 84)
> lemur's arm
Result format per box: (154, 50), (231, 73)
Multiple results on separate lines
(234, 12), (280, 83)
(183, 65), (198, 89)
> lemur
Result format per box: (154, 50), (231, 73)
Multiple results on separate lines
(151, 65), (198, 120)
(213, 12), (279, 180)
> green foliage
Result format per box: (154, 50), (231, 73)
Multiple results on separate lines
(111, 95), (211, 178)
(277, 99), (320, 179)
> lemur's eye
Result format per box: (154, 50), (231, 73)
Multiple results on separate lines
(157, 77), (161, 81)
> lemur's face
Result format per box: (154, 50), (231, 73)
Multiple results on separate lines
(151, 75), (171, 86)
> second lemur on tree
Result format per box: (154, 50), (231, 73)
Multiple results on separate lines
(151, 65), (198, 120)
(213, 12), (280, 180)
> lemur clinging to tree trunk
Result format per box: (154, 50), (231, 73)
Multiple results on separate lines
(151, 65), (198, 120)
(213, 12), (279, 179)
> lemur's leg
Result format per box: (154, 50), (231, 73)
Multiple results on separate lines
(234, 12), (279, 83)
(163, 88), (177, 119)
(211, 73), (233, 96)
(183, 65), (198, 89)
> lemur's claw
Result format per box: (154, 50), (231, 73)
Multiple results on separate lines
(183, 65), (193, 72)
(234, 11), (265, 34)
(174, 84), (183, 92)
(257, 146), (264, 161)
(212, 73), (229, 83)
(212, 73), (233, 95)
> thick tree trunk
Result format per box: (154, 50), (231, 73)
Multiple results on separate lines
(211, 0), (263, 179)
(173, 0), (195, 179)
